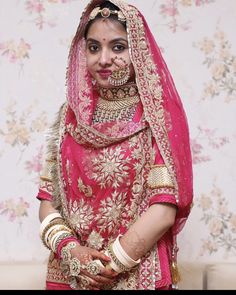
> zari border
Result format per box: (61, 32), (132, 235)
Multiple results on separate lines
(66, 120), (148, 148)
(136, 127), (162, 290)
(45, 104), (66, 211)
(68, 0), (178, 191)
(47, 102), (71, 221)
(56, 104), (72, 221)
(110, 0), (179, 203)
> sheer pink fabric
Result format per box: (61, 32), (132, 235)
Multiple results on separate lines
(140, 14), (193, 234)
(66, 0), (193, 236)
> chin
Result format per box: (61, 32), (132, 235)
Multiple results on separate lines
(96, 80), (113, 88)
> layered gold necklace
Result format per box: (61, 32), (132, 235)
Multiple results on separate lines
(92, 83), (140, 123)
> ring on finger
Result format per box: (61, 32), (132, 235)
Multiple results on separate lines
(86, 260), (101, 276)
(80, 276), (90, 289)
(69, 257), (81, 276)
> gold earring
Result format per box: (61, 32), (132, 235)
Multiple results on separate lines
(108, 57), (130, 87)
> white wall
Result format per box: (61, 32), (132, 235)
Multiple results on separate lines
(0, 0), (235, 264)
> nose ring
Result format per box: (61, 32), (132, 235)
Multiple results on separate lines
(108, 57), (130, 86)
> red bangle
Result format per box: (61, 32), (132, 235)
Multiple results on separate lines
(56, 237), (79, 258)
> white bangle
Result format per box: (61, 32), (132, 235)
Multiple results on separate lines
(40, 212), (62, 237)
(113, 235), (141, 268)
(50, 230), (70, 252)
(104, 250), (123, 273)
(44, 224), (62, 246)
(112, 241), (129, 268)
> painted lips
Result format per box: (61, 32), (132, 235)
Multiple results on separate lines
(97, 70), (112, 79)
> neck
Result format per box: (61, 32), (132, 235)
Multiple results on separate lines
(97, 83), (138, 101)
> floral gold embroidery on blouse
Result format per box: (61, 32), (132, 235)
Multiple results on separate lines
(77, 177), (93, 198)
(89, 147), (131, 189)
(87, 230), (104, 250)
(95, 191), (128, 234)
(68, 199), (94, 235)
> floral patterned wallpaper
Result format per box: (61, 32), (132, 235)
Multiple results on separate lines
(0, 0), (235, 263)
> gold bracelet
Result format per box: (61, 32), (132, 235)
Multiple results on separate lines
(54, 232), (75, 253)
(41, 218), (67, 249)
(47, 225), (73, 245)
(107, 244), (128, 272)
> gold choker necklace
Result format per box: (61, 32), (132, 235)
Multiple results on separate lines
(93, 83), (140, 123)
(97, 83), (138, 101)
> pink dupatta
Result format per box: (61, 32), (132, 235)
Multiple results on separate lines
(66, 0), (193, 237)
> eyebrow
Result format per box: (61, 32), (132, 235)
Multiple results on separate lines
(86, 38), (128, 44)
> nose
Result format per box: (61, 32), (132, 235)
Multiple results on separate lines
(99, 48), (112, 67)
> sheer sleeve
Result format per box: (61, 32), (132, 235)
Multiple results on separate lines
(148, 139), (178, 207)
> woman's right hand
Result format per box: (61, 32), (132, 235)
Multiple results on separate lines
(68, 243), (118, 290)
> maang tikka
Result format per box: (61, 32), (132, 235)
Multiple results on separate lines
(89, 7), (126, 22)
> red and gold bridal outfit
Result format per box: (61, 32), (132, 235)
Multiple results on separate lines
(37, 0), (193, 290)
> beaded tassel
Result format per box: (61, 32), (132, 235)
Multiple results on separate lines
(171, 260), (181, 288)
(171, 238), (181, 289)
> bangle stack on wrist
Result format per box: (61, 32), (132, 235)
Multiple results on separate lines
(40, 212), (75, 253)
(56, 237), (79, 258)
(105, 235), (141, 273)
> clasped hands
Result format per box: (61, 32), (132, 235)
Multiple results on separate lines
(60, 241), (118, 290)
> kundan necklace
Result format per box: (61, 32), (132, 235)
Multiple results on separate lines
(92, 83), (140, 123)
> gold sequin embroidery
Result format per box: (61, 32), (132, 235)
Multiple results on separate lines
(77, 177), (93, 198)
(147, 165), (175, 189)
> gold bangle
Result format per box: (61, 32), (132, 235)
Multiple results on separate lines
(107, 244), (128, 272)
(47, 225), (73, 244)
(41, 218), (66, 248)
(54, 232), (75, 253)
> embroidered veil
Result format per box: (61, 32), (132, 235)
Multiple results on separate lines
(66, 0), (193, 236)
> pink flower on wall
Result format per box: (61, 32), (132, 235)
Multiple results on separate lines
(0, 101), (48, 162)
(25, 145), (44, 175)
(191, 126), (229, 164)
(0, 101), (49, 149)
(191, 138), (210, 164)
(159, 0), (215, 33)
(25, 145), (44, 184)
(0, 39), (31, 64)
(25, 0), (73, 29)
(0, 197), (30, 223)
(198, 184), (236, 257)
(198, 126), (229, 149)
(196, 29), (236, 102)
(26, 0), (45, 14)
